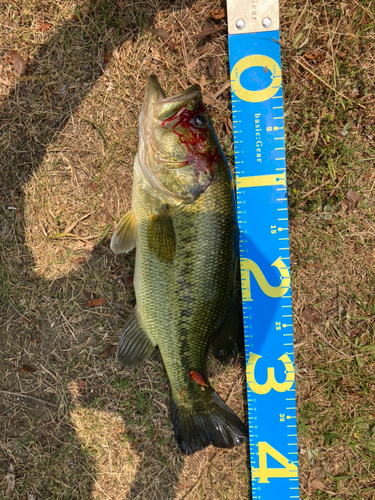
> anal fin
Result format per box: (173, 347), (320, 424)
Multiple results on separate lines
(111, 211), (137, 254)
(211, 294), (244, 362)
(117, 309), (155, 367)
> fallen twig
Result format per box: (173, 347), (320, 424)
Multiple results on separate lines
(0, 390), (57, 407)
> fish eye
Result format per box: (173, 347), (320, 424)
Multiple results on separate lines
(191, 114), (207, 129)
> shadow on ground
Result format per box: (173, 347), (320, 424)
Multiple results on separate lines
(0, 1), (190, 497)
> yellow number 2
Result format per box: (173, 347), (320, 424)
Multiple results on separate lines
(246, 353), (295, 395)
(253, 442), (298, 483)
(240, 257), (290, 302)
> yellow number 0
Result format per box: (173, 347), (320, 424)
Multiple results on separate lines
(246, 353), (295, 395)
(253, 442), (298, 483)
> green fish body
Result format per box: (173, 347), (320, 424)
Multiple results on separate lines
(111, 76), (246, 454)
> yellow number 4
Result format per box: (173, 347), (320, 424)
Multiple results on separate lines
(253, 442), (298, 483)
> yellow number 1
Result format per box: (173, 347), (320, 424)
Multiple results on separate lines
(253, 442), (298, 483)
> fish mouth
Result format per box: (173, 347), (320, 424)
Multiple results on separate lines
(154, 84), (201, 121)
(142, 75), (166, 113)
(142, 75), (201, 121)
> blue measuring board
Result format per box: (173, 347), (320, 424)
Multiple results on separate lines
(228, 32), (300, 499)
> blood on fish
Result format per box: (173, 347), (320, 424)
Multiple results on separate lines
(161, 103), (220, 181)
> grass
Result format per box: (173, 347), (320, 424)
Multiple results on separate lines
(0, 0), (375, 498)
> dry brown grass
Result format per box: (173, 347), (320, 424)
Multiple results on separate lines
(1, 0), (375, 499)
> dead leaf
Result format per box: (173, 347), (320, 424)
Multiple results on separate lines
(347, 189), (361, 211)
(71, 257), (86, 264)
(71, 315), (84, 324)
(38, 23), (53, 32)
(189, 370), (208, 386)
(85, 297), (107, 307)
(188, 60), (197, 71)
(306, 263), (323, 270)
(223, 116), (233, 134)
(27, 493), (37, 500)
(310, 478), (327, 490)
(198, 74), (207, 90)
(0, 76), (11, 86)
(210, 8), (225, 20)
(150, 47), (162, 61)
(208, 49), (220, 79)
(78, 381), (85, 388)
(7, 50), (27, 76)
(203, 94), (215, 106)
(87, 182), (98, 191)
(197, 46), (211, 55)
(302, 306), (320, 323)
(0, 220), (11, 237)
(167, 41), (177, 52)
(309, 478), (336, 495)
(191, 26), (226, 39)
(98, 344), (117, 359)
(104, 50), (111, 65)
(150, 28), (170, 40)
(5, 464), (15, 495)
(19, 364), (36, 374)
(31, 270), (43, 282)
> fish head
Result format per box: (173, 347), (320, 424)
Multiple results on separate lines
(139, 75), (222, 202)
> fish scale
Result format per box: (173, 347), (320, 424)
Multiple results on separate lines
(226, 0), (300, 498)
(133, 154), (235, 395)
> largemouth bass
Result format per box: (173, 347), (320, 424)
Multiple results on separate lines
(111, 76), (247, 454)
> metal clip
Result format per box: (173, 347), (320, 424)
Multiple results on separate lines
(226, 0), (279, 35)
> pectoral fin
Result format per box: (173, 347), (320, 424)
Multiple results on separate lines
(117, 309), (155, 367)
(147, 206), (176, 263)
(211, 294), (244, 362)
(110, 211), (137, 254)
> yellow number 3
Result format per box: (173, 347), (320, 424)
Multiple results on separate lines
(246, 353), (295, 394)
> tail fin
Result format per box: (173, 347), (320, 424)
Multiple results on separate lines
(171, 390), (247, 455)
